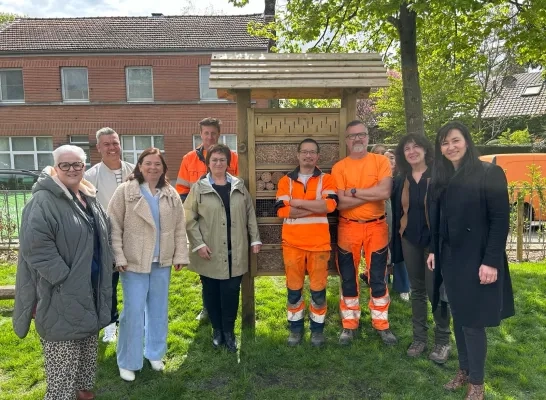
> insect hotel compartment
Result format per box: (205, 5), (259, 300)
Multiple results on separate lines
(255, 143), (340, 165)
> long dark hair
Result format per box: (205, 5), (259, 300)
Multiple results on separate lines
(395, 134), (434, 176)
(128, 147), (169, 189)
(431, 121), (480, 200)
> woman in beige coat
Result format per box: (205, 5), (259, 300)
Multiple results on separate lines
(108, 148), (189, 381)
(184, 144), (261, 352)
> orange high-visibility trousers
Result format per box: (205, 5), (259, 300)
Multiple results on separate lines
(336, 218), (390, 330)
(283, 246), (329, 332)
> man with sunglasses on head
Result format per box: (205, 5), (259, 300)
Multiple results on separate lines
(275, 138), (338, 347)
(85, 127), (135, 343)
(331, 120), (396, 346)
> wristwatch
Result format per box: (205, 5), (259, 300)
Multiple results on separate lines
(351, 188), (357, 197)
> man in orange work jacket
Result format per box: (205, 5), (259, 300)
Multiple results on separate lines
(175, 117), (238, 321)
(175, 117), (239, 202)
(332, 120), (397, 346)
(275, 138), (338, 347)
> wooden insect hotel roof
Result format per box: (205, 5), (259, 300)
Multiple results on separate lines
(209, 52), (389, 99)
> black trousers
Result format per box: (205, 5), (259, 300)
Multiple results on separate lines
(441, 241), (487, 385)
(453, 319), (487, 385)
(200, 275), (243, 332)
(111, 271), (120, 324)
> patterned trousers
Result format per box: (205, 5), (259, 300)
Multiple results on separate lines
(40, 335), (98, 400)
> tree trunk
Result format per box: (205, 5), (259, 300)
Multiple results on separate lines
(397, 3), (425, 136)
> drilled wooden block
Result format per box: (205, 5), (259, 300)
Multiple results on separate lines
(255, 143), (340, 164)
(256, 199), (277, 217)
(256, 250), (284, 273)
(258, 224), (282, 244)
(255, 114), (340, 136)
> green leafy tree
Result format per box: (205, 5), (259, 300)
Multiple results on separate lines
(0, 12), (18, 25)
(229, 0), (544, 138)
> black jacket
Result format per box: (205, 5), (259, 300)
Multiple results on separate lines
(430, 161), (515, 327)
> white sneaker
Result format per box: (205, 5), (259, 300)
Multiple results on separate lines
(102, 323), (117, 343)
(119, 368), (135, 382)
(149, 360), (165, 371)
(400, 292), (410, 302)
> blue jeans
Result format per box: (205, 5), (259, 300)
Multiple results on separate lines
(388, 261), (410, 293)
(117, 263), (171, 371)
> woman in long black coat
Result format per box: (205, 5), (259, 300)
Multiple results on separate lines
(427, 121), (515, 400)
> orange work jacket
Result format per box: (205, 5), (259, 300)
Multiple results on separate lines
(275, 167), (338, 251)
(175, 146), (239, 198)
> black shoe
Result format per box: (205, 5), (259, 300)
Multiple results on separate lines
(223, 331), (237, 353)
(212, 329), (224, 348)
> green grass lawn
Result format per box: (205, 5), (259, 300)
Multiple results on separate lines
(0, 261), (545, 400)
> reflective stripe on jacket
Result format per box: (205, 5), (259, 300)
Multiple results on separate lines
(275, 167), (337, 251)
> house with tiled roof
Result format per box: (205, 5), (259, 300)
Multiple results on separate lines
(483, 72), (546, 119)
(0, 14), (269, 172)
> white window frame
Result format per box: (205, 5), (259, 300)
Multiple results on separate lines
(121, 135), (165, 164)
(126, 66), (154, 102)
(199, 65), (226, 101)
(193, 134), (237, 152)
(0, 136), (53, 170)
(69, 135), (91, 167)
(522, 84), (543, 96)
(61, 67), (89, 102)
(0, 68), (25, 103)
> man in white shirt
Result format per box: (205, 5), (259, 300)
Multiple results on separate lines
(85, 127), (135, 343)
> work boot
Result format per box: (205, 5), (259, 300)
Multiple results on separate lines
(429, 343), (451, 364)
(406, 340), (427, 357)
(376, 329), (397, 345)
(310, 331), (325, 347)
(287, 331), (303, 347)
(444, 369), (468, 391)
(212, 329), (224, 348)
(223, 331), (237, 353)
(465, 383), (485, 400)
(339, 328), (356, 346)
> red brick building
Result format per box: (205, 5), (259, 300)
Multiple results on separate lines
(0, 14), (269, 174)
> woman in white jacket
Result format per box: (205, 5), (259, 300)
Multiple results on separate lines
(108, 147), (189, 382)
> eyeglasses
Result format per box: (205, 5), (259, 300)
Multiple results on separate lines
(210, 158), (228, 164)
(57, 162), (85, 171)
(346, 132), (369, 140)
(346, 132), (368, 140)
(298, 150), (318, 156)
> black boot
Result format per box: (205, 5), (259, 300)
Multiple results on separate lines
(212, 329), (224, 348)
(223, 331), (237, 353)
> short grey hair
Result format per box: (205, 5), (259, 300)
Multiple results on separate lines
(96, 127), (118, 141)
(52, 145), (87, 165)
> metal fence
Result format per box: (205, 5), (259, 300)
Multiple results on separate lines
(0, 189), (544, 260)
(0, 190), (33, 245)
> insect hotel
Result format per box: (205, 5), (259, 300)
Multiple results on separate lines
(209, 53), (389, 328)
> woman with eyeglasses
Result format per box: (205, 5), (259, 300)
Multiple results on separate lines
(184, 144), (261, 352)
(108, 148), (189, 382)
(14, 145), (113, 400)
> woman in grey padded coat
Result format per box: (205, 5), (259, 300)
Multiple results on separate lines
(13, 145), (113, 400)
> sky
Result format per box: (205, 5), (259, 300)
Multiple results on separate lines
(0, 0), (265, 18)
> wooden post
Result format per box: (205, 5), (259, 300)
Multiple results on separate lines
(516, 198), (524, 262)
(0, 285), (15, 300)
(341, 88), (358, 122)
(235, 89), (256, 330)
